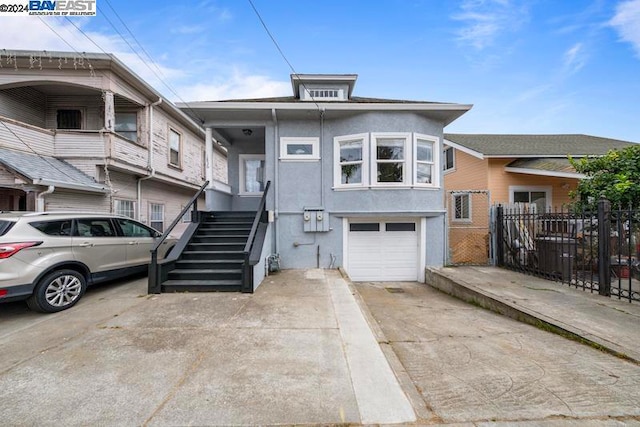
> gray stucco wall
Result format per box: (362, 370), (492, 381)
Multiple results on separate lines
(272, 111), (446, 270)
(210, 111), (447, 273)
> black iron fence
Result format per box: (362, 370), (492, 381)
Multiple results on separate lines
(494, 199), (640, 302)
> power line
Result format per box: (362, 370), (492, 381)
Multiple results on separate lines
(95, 4), (205, 123)
(247, 0), (321, 112)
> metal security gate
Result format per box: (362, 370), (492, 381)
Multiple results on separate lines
(446, 190), (491, 265)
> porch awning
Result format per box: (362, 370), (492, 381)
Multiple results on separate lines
(0, 148), (107, 193)
(504, 158), (585, 179)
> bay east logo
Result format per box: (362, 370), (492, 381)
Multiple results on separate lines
(28, 0), (97, 15)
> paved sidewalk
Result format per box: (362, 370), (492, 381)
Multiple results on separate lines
(427, 266), (640, 363)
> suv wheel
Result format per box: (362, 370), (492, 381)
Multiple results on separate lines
(27, 269), (87, 313)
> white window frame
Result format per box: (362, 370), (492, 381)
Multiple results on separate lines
(168, 127), (182, 168)
(509, 185), (552, 212)
(114, 199), (135, 219)
(413, 133), (439, 188)
(333, 133), (369, 189)
(443, 146), (455, 173)
(149, 203), (164, 232)
(452, 193), (472, 222)
(280, 137), (320, 161)
(370, 132), (412, 187)
(239, 154), (265, 196)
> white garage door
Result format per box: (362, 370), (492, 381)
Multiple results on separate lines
(347, 220), (419, 281)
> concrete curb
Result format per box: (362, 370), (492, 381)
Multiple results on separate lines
(426, 268), (640, 365)
(338, 267), (439, 423)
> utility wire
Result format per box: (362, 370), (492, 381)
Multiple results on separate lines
(247, 0), (321, 112)
(95, 4), (205, 123)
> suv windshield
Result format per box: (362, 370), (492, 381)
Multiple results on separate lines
(0, 220), (15, 236)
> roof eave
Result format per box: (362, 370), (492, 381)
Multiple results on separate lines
(504, 167), (585, 179)
(32, 178), (108, 193)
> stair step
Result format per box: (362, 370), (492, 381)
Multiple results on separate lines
(188, 243), (245, 251)
(197, 228), (251, 236)
(168, 269), (242, 281)
(199, 223), (253, 229)
(175, 260), (244, 269)
(181, 250), (245, 260)
(162, 279), (242, 293)
(192, 235), (248, 243)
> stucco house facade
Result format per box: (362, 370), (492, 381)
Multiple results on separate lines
(442, 133), (637, 264)
(0, 50), (227, 232)
(179, 74), (471, 282)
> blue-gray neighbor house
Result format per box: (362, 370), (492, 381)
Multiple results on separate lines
(161, 74), (471, 292)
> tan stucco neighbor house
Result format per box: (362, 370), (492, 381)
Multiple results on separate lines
(442, 133), (638, 265)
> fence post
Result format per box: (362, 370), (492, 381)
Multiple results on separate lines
(496, 205), (504, 267)
(597, 198), (611, 296)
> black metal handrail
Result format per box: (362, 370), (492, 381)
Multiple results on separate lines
(149, 180), (209, 293)
(242, 181), (271, 291)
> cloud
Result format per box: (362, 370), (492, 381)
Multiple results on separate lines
(609, 0), (640, 57)
(563, 42), (587, 73)
(176, 71), (290, 102)
(0, 16), (184, 89)
(452, 0), (529, 50)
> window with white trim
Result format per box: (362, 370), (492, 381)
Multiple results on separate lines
(335, 134), (368, 186)
(333, 132), (441, 189)
(452, 193), (471, 221)
(169, 128), (181, 167)
(114, 199), (135, 219)
(371, 133), (410, 185)
(414, 134), (437, 185)
(443, 146), (455, 171)
(239, 154), (265, 195)
(149, 203), (164, 232)
(280, 137), (320, 160)
(510, 186), (551, 213)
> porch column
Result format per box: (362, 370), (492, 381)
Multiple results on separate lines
(205, 127), (214, 187)
(104, 91), (115, 132)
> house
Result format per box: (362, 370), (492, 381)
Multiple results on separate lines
(442, 133), (638, 264)
(175, 74), (472, 284)
(0, 50), (227, 232)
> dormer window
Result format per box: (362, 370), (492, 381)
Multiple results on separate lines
(291, 74), (357, 101)
(303, 88), (345, 101)
(309, 89), (339, 99)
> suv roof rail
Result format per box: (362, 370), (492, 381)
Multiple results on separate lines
(22, 211), (127, 217)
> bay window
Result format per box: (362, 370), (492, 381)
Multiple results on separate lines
(371, 133), (410, 185)
(335, 134), (368, 186)
(333, 132), (441, 189)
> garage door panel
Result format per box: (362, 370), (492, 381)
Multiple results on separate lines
(347, 220), (419, 282)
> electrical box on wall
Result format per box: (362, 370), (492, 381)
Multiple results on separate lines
(303, 207), (329, 232)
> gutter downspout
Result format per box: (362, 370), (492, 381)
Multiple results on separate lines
(271, 108), (279, 254)
(137, 98), (162, 221)
(320, 107), (325, 208)
(36, 185), (55, 212)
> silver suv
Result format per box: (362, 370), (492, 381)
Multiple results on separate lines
(0, 212), (175, 313)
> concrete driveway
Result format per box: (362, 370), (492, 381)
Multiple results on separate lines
(0, 270), (412, 426)
(355, 280), (640, 425)
(3, 270), (640, 426)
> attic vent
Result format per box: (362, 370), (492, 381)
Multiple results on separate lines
(309, 89), (340, 99)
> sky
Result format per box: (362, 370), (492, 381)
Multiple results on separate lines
(1, 0), (639, 142)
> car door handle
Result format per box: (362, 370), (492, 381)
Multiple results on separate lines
(128, 241), (139, 245)
(78, 242), (94, 247)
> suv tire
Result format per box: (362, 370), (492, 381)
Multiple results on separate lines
(26, 269), (87, 313)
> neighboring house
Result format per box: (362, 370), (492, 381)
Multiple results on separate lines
(442, 133), (638, 264)
(179, 74), (471, 282)
(0, 50), (227, 233)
